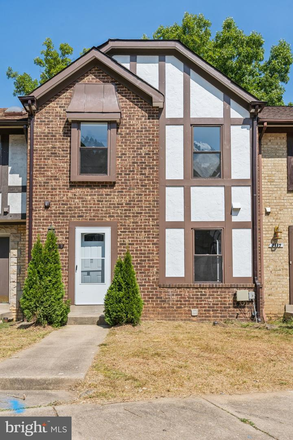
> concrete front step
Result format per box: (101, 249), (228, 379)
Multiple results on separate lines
(67, 305), (105, 325)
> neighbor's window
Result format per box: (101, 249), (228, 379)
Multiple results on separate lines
(71, 121), (116, 182)
(194, 229), (222, 282)
(193, 126), (221, 178)
(80, 123), (108, 175)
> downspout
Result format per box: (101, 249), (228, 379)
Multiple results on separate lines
(252, 113), (261, 321)
(28, 113), (34, 261)
(19, 96), (36, 262)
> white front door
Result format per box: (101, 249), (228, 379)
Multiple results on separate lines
(75, 227), (111, 305)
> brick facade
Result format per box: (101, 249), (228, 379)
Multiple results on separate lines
(23, 64), (254, 321)
(262, 132), (291, 318)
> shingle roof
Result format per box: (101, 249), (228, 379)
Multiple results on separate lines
(259, 106), (293, 122)
(0, 107), (28, 122)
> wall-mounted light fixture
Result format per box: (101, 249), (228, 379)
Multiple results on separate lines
(273, 225), (282, 240)
(44, 201), (50, 209)
(265, 207), (271, 215)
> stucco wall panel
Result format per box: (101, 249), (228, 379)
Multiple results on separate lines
(166, 125), (184, 179)
(112, 55), (130, 70)
(165, 56), (184, 118)
(166, 187), (184, 221)
(232, 229), (252, 277)
(165, 229), (185, 277)
(137, 56), (159, 89)
(8, 193), (26, 214)
(190, 70), (223, 118)
(231, 125), (251, 179)
(230, 100), (250, 119)
(8, 135), (27, 186)
(191, 186), (225, 222)
(232, 186), (251, 222)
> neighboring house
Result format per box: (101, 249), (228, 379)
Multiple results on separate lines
(0, 39), (293, 321)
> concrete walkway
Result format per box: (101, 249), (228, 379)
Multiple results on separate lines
(1, 391), (293, 439)
(0, 325), (108, 390)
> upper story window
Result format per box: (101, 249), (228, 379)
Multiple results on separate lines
(67, 83), (119, 183)
(70, 121), (116, 182)
(193, 126), (221, 178)
(80, 123), (108, 175)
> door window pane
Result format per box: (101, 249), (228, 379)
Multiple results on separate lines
(81, 233), (105, 284)
(80, 123), (108, 175)
(193, 126), (221, 178)
(81, 260), (105, 284)
(194, 230), (222, 282)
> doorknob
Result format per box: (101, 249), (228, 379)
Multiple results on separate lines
(75, 265), (78, 271)
(290, 261), (292, 265)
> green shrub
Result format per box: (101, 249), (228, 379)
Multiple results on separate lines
(123, 248), (143, 325)
(104, 258), (126, 326)
(20, 236), (44, 322)
(104, 249), (143, 326)
(20, 231), (70, 327)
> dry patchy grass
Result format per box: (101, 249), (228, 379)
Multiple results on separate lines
(79, 321), (293, 402)
(0, 323), (53, 361)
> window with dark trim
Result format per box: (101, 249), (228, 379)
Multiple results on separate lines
(194, 229), (223, 282)
(71, 121), (116, 182)
(193, 126), (221, 178)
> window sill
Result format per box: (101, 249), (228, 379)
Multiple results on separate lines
(70, 174), (116, 183)
(159, 283), (255, 289)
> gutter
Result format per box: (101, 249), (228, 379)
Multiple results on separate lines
(19, 96), (37, 261)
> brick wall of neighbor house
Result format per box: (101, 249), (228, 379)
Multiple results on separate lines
(0, 223), (26, 319)
(29, 65), (253, 321)
(262, 132), (291, 319)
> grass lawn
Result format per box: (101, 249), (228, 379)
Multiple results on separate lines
(0, 322), (53, 361)
(78, 321), (293, 402)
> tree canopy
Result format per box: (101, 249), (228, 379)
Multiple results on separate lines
(6, 15), (293, 104)
(145, 13), (293, 105)
(7, 38), (74, 96)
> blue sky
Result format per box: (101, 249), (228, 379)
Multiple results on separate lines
(0, 0), (292, 107)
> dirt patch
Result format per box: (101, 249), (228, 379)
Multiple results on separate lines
(78, 321), (293, 402)
(0, 323), (53, 361)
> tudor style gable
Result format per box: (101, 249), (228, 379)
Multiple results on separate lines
(99, 40), (264, 289)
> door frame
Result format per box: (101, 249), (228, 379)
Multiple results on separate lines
(68, 221), (118, 305)
(289, 226), (293, 305)
(0, 234), (10, 304)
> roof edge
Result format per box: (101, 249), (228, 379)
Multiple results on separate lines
(99, 39), (263, 105)
(18, 48), (164, 110)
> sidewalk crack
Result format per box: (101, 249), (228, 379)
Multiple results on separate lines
(201, 397), (277, 439)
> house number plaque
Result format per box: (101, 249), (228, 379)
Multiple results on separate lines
(269, 243), (284, 248)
